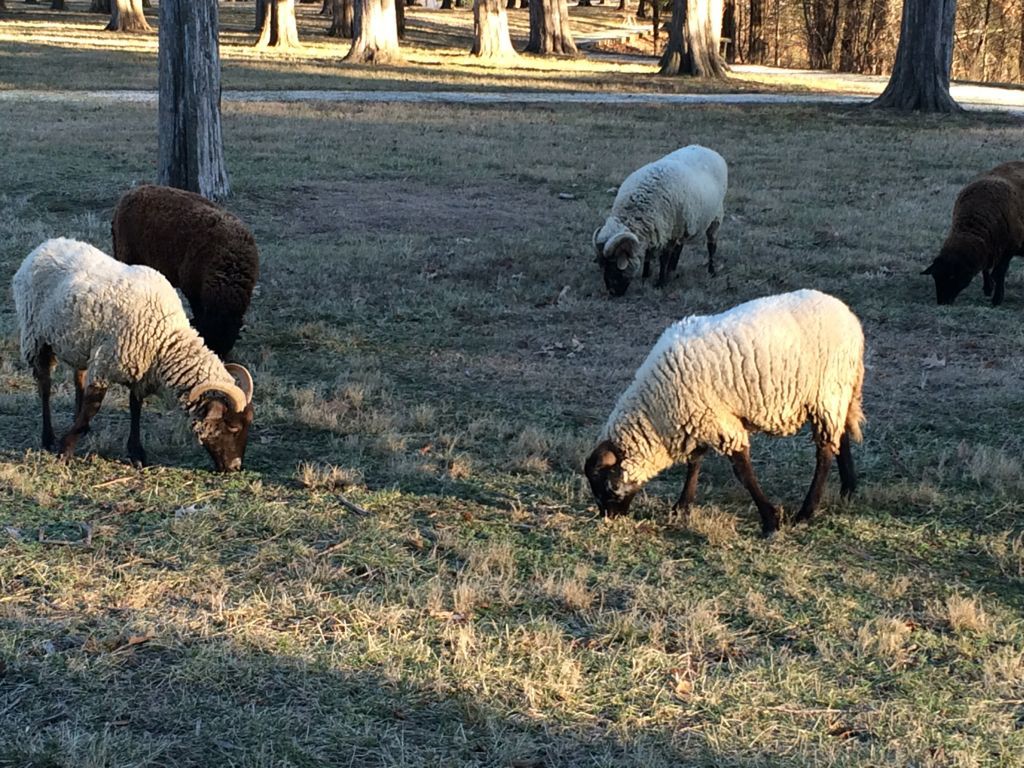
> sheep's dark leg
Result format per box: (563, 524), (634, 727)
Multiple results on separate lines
(992, 257), (1011, 306)
(656, 247), (672, 287)
(32, 345), (57, 452)
(837, 432), (857, 499)
(57, 383), (107, 461)
(73, 369), (91, 435)
(672, 447), (707, 514)
(127, 391), (147, 468)
(728, 446), (782, 537)
(982, 269), (994, 297)
(705, 220), (720, 277)
(666, 239), (684, 274)
(794, 440), (835, 523)
(642, 252), (652, 281)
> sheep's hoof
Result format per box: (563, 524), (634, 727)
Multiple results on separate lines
(42, 435), (57, 453)
(792, 507), (814, 524)
(127, 446), (147, 469)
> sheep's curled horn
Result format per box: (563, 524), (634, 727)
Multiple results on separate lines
(187, 363), (254, 413)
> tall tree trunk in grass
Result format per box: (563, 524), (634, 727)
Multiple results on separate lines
(396, 0), (405, 39)
(51, 0), (66, 9)
(471, 0), (517, 56)
(837, 0), (863, 71)
(158, 0), (230, 200)
(107, 0), (150, 31)
(525, 0), (576, 53)
(255, 0), (301, 47)
(618, 0), (626, 9)
(328, 0), (354, 36)
(747, 0), (765, 62)
(870, 0), (960, 112)
(90, 0), (110, 11)
(659, 0), (727, 76)
(722, 0), (736, 62)
(346, 0), (401, 61)
(800, 0), (838, 68)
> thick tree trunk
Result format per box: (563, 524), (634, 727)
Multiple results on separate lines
(90, 0), (110, 11)
(618, 0), (626, 9)
(396, 0), (405, 38)
(525, 0), (577, 54)
(255, 0), (301, 47)
(471, 0), (517, 57)
(107, 0), (150, 31)
(800, 0), (838, 68)
(837, 0), (863, 72)
(659, 0), (727, 76)
(51, 0), (66, 9)
(346, 0), (401, 62)
(747, 0), (765, 63)
(870, 0), (960, 112)
(158, 0), (230, 200)
(328, 0), (354, 36)
(637, 0), (647, 17)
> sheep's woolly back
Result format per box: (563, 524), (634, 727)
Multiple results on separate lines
(596, 145), (728, 256)
(604, 289), (865, 486)
(946, 162), (1024, 259)
(13, 238), (236, 398)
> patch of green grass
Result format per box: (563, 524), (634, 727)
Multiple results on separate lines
(2, 91), (1024, 766)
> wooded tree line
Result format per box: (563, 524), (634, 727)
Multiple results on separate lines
(731, 0), (1024, 83)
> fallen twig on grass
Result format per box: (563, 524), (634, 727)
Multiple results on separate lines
(337, 493), (370, 516)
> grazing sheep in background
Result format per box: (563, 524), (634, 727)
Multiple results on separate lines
(111, 184), (260, 357)
(584, 289), (864, 537)
(593, 145), (727, 297)
(923, 161), (1024, 306)
(13, 238), (255, 472)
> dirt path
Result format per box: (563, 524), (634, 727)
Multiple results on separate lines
(2, 86), (1022, 114)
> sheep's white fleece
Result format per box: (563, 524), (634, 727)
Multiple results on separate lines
(595, 145), (727, 264)
(603, 289), (865, 486)
(13, 238), (237, 402)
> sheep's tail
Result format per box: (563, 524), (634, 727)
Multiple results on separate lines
(844, 360), (865, 444)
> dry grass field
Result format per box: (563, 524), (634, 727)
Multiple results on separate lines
(3, 6), (1024, 767)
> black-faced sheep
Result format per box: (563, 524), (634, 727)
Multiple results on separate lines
(111, 184), (260, 356)
(923, 161), (1024, 306)
(593, 145), (727, 297)
(584, 289), (864, 537)
(13, 238), (255, 472)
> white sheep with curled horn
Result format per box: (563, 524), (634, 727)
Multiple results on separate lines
(593, 145), (727, 297)
(13, 238), (255, 472)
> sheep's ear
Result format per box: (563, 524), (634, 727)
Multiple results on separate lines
(921, 264), (935, 276)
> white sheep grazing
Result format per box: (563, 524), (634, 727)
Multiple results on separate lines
(584, 289), (864, 537)
(13, 237), (255, 472)
(593, 145), (727, 297)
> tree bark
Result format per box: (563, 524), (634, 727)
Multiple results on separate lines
(396, 0), (405, 39)
(328, 0), (354, 36)
(800, 0), (838, 68)
(471, 0), (518, 57)
(870, 0), (960, 112)
(51, 0), (66, 9)
(837, 0), (863, 71)
(525, 0), (577, 54)
(747, 0), (765, 63)
(255, 0), (301, 47)
(346, 0), (401, 62)
(158, 0), (231, 200)
(659, 0), (727, 76)
(90, 0), (110, 11)
(107, 0), (150, 31)
(722, 0), (736, 62)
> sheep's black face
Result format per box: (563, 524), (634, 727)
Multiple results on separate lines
(584, 440), (640, 515)
(923, 256), (975, 305)
(195, 398), (254, 472)
(602, 264), (632, 297)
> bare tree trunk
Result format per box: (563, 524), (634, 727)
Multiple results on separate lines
(107, 0), (150, 31)
(51, 0), (66, 9)
(255, 0), (301, 47)
(660, 0), (727, 76)
(158, 0), (230, 200)
(471, 0), (518, 56)
(1019, 0), (1024, 83)
(346, 0), (401, 62)
(396, 0), (405, 38)
(320, 0), (330, 11)
(870, 0), (960, 112)
(722, 0), (736, 62)
(837, 0), (863, 71)
(90, 0), (110, 11)
(328, 0), (354, 36)
(618, 0), (626, 9)
(748, 0), (765, 63)
(801, 0), (838, 68)
(637, 0), (647, 16)
(525, 0), (577, 54)
(975, 0), (992, 80)
(652, 0), (659, 43)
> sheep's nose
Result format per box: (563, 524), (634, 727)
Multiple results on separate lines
(228, 458), (241, 471)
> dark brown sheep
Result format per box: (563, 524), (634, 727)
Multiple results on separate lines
(111, 185), (260, 356)
(923, 161), (1024, 306)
